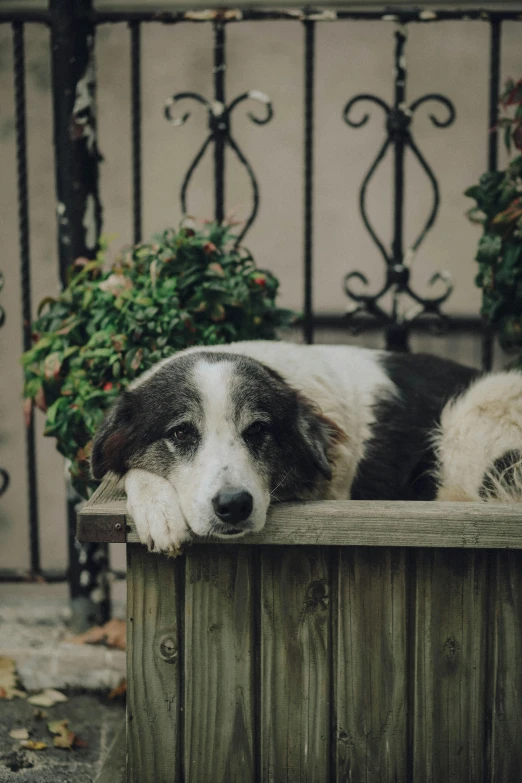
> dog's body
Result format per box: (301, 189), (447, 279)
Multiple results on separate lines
(91, 341), (522, 553)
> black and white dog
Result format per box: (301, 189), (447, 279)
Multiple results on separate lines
(91, 341), (522, 553)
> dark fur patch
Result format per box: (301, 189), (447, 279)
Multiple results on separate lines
(479, 449), (522, 499)
(351, 353), (480, 500)
(91, 355), (204, 479)
(228, 356), (344, 497)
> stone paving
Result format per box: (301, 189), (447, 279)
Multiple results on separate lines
(0, 583), (127, 782)
(0, 692), (124, 783)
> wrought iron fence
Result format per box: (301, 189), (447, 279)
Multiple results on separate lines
(0, 0), (520, 626)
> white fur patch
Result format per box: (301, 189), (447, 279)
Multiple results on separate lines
(125, 468), (190, 553)
(434, 371), (522, 502)
(171, 359), (270, 537)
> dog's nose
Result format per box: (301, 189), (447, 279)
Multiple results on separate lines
(212, 489), (253, 524)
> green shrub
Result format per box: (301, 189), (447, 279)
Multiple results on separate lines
(22, 222), (294, 497)
(465, 78), (522, 365)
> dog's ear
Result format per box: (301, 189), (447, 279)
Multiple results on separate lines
(295, 394), (346, 482)
(91, 391), (136, 480)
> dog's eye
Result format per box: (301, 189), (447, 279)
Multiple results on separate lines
(244, 421), (270, 440)
(168, 423), (195, 443)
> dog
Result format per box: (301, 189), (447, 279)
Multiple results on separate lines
(91, 340), (522, 553)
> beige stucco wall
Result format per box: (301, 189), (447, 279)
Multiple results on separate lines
(0, 17), (521, 572)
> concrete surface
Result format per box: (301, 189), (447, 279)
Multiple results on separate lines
(0, 584), (126, 691)
(0, 584), (127, 782)
(0, 691), (124, 783)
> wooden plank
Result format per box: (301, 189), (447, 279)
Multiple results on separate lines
(183, 546), (255, 783)
(77, 474), (127, 542)
(260, 546), (331, 782)
(78, 479), (522, 548)
(95, 719), (126, 783)
(126, 545), (182, 783)
(334, 547), (408, 782)
(487, 550), (522, 782)
(413, 550), (487, 783)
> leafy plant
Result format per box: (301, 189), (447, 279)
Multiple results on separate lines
(465, 78), (522, 365)
(22, 222), (294, 497)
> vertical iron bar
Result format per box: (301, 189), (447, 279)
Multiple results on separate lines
(130, 21), (142, 244)
(488, 21), (501, 180)
(13, 22), (40, 576)
(392, 30), (406, 276)
(482, 19), (501, 372)
(50, 0), (103, 283)
(213, 21), (226, 224)
(387, 28), (410, 353)
(50, 0), (109, 631)
(303, 20), (315, 345)
(481, 30), (501, 760)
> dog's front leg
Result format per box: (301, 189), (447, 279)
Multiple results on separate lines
(125, 469), (190, 555)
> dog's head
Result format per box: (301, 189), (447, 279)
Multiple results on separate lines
(91, 351), (343, 538)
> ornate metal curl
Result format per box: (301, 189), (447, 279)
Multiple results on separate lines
(342, 29), (456, 350)
(165, 88), (273, 245)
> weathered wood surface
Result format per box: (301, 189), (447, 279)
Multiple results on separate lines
(78, 476), (522, 549)
(124, 543), (522, 783)
(412, 550), (487, 783)
(184, 546), (255, 783)
(487, 550), (522, 783)
(126, 545), (181, 783)
(260, 546), (331, 782)
(334, 548), (408, 782)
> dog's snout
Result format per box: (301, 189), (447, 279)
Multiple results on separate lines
(212, 489), (253, 524)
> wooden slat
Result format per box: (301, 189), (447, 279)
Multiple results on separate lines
(334, 547), (408, 782)
(260, 546), (331, 782)
(126, 545), (182, 783)
(78, 478), (522, 548)
(487, 550), (522, 782)
(183, 546), (255, 783)
(412, 550), (487, 783)
(77, 474), (127, 542)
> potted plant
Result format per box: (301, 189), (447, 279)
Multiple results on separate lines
(22, 221), (294, 499)
(465, 78), (522, 366)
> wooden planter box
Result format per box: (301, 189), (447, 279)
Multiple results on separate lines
(78, 481), (522, 783)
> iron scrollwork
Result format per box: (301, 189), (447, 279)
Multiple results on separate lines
(165, 23), (273, 246)
(343, 28), (456, 350)
(165, 90), (273, 244)
(0, 270), (9, 497)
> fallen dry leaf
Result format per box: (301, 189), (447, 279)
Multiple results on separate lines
(48, 720), (75, 750)
(20, 740), (47, 751)
(67, 618), (126, 650)
(33, 709), (47, 720)
(47, 720), (87, 750)
(9, 729), (29, 741)
(108, 679), (126, 700)
(0, 658), (26, 700)
(28, 689), (68, 708)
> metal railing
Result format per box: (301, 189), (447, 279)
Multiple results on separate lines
(0, 0), (520, 627)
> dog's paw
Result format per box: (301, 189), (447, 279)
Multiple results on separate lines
(125, 469), (190, 555)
